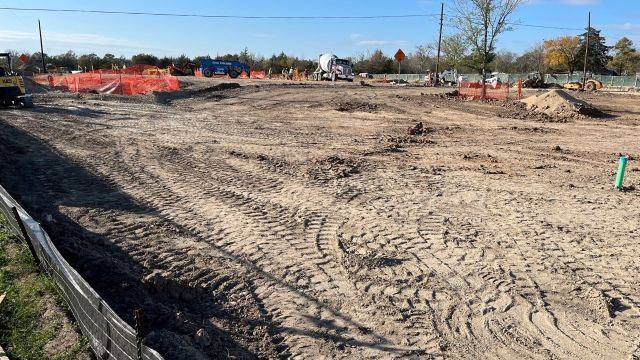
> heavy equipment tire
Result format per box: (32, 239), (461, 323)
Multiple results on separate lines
(347, 78), (353, 82)
(229, 70), (239, 79)
(203, 68), (214, 78)
(585, 81), (596, 92)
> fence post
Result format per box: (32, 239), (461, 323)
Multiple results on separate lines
(11, 207), (40, 266)
(517, 79), (523, 100)
(134, 309), (144, 360)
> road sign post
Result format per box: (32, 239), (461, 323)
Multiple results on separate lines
(394, 49), (406, 83)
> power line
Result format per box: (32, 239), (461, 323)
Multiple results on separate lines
(439, 5), (585, 32)
(0, 7), (440, 20)
(441, 20), (583, 32)
(506, 22), (583, 31)
(0, 6), (584, 30)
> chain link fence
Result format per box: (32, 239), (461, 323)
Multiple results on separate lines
(371, 73), (640, 89)
(0, 185), (164, 360)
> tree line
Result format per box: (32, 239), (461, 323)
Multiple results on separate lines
(5, 27), (638, 76)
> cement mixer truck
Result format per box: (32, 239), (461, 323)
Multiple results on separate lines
(312, 54), (355, 82)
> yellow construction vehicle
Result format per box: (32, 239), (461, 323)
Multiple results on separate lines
(562, 79), (603, 92)
(0, 52), (34, 108)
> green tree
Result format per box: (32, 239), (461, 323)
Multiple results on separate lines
(238, 47), (251, 65)
(100, 53), (117, 69)
(27, 52), (46, 72)
(462, 50), (496, 73)
(608, 37), (640, 75)
(572, 27), (610, 74)
(174, 54), (193, 69)
(78, 53), (99, 71)
(367, 49), (394, 74)
(131, 53), (159, 66)
(51, 50), (78, 70)
(441, 34), (468, 72)
(157, 56), (173, 68)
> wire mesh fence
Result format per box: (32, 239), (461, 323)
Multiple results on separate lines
(371, 73), (640, 88)
(0, 185), (164, 360)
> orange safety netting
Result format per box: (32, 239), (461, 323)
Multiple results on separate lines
(458, 81), (509, 100)
(250, 71), (265, 79)
(33, 73), (180, 95)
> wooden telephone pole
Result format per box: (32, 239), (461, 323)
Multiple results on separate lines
(38, 20), (46, 73)
(435, 2), (444, 86)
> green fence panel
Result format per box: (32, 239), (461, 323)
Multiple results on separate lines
(366, 73), (639, 88)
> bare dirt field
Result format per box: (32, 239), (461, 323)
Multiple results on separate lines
(1, 79), (639, 359)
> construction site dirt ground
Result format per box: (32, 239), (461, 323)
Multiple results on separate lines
(1, 79), (639, 359)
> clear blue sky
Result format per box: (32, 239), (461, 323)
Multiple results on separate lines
(0, 0), (637, 59)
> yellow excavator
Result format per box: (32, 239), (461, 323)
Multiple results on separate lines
(0, 53), (33, 108)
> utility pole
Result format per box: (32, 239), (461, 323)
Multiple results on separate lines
(38, 20), (46, 73)
(435, 2), (444, 86)
(582, 12), (590, 90)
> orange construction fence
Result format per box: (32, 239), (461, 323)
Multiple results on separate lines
(458, 81), (509, 100)
(33, 73), (179, 95)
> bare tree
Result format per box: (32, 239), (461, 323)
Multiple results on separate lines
(413, 43), (436, 73)
(454, 0), (524, 98)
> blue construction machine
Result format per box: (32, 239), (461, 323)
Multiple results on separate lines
(199, 59), (250, 78)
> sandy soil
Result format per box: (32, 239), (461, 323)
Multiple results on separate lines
(1, 78), (639, 359)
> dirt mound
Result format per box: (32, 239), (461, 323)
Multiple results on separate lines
(521, 90), (597, 117)
(24, 77), (51, 94)
(407, 121), (435, 136)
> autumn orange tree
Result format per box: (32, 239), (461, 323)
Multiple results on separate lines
(543, 36), (581, 74)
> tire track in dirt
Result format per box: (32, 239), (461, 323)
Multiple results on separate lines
(5, 85), (640, 359)
(86, 144), (407, 358)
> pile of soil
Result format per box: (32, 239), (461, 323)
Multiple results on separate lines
(24, 77), (51, 94)
(521, 90), (597, 117)
(407, 122), (434, 136)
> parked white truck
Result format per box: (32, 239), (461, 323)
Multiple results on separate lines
(313, 54), (355, 82)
